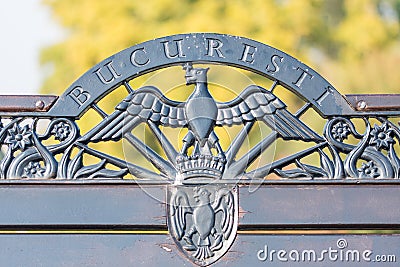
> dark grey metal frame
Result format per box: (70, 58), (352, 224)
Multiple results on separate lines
(0, 33), (399, 266)
(1, 33), (399, 182)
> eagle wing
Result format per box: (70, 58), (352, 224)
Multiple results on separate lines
(170, 190), (193, 240)
(79, 86), (187, 143)
(216, 85), (323, 142)
(212, 188), (235, 240)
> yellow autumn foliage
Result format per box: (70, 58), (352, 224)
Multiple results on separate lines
(40, 0), (400, 172)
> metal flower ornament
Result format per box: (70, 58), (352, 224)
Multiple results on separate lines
(0, 33), (399, 265)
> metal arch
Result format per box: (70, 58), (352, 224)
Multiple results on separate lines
(25, 33), (357, 118)
(0, 33), (399, 183)
(0, 33), (399, 267)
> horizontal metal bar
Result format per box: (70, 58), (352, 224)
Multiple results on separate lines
(0, 230), (169, 235)
(0, 95), (58, 112)
(0, 184), (398, 227)
(345, 94), (400, 111)
(0, 224), (168, 232)
(239, 224), (400, 231)
(0, 224), (399, 233)
(0, 93), (398, 114)
(0, 234), (398, 266)
(240, 185), (400, 226)
(0, 229), (399, 235)
(0, 185), (166, 226)
(0, 178), (399, 185)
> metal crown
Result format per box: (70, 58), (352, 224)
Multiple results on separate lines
(176, 155), (226, 180)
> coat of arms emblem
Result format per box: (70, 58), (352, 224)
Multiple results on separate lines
(74, 61), (321, 265)
(168, 185), (238, 266)
(166, 63), (318, 265)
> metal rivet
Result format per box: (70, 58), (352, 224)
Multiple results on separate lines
(35, 100), (45, 110)
(357, 100), (367, 110)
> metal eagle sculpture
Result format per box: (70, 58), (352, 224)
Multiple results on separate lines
(76, 63), (323, 265)
(79, 62), (322, 181)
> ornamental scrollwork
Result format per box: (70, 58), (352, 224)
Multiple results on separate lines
(271, 117), (400, 180)
(324, 117), (400, 179)
(0, 118), (78, 179)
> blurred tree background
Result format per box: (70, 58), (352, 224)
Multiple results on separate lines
(39, 0), (400, 175)
(41, 0), (400, 95)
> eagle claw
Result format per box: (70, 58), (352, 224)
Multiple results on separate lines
(210, 233), (223, 251)
(182, 236), (196, 251)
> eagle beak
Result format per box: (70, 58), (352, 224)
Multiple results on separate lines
(185, 73), (195, 85)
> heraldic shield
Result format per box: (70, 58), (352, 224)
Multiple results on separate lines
(167, 184), (238, 266)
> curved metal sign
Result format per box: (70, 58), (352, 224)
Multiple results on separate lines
(47, 33), (354, 118)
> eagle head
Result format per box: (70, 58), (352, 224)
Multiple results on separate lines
(193, 187), (211, 204)
(183, 63), (209, 85)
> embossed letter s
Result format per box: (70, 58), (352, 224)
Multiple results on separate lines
(266, 55), (283, 73)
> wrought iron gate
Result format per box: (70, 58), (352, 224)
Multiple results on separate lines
(0, 33), (398, 266)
